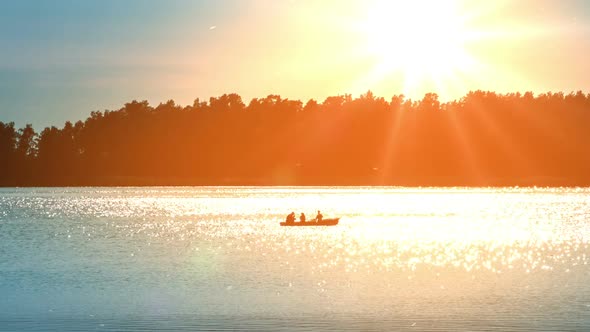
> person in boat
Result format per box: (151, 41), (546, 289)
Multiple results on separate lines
(316, 210), (323, 222)
(300, 212), (306, 223)
(286, 212), (295, 224)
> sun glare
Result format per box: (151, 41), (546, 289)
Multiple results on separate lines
(360, 0), (476, 97)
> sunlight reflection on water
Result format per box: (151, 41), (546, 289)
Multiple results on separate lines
(1, 187), (590, 330)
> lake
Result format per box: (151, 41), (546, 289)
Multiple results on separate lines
(1, 187), (589, 331)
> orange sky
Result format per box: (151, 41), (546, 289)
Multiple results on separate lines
(1, 0), (589, 127)
(215, 0), (590, 101)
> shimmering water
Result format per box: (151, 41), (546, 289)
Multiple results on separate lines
(1, 187), (590, 331)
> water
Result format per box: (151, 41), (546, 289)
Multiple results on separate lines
(1, 187), (590, 331)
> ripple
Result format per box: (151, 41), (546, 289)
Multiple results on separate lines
(2, 187), (590, 330)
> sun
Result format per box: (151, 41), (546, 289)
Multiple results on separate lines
(359, 0), (476, 97)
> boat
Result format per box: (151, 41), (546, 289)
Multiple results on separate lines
(280, 218), (340, 226)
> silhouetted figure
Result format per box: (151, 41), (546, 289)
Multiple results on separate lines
(300, 213), (306, 223)
(286, 212), (295, 224)
(316, 210), (323, 222)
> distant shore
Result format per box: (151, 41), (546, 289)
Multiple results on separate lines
(2, 175), (587, 187)
(3, 91), (590, 188)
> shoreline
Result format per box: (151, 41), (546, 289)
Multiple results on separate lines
(1, 176), (588, 188)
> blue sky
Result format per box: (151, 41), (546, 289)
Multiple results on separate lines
(1, 0), (590, 129)
(0, 0), (244, 127)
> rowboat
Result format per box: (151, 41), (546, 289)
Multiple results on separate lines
(280, 218), (339, 226)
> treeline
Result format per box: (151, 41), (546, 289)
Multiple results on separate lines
(2, 90), (590, 186)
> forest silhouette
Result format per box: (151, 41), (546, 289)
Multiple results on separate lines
(1, 90), (590, 186)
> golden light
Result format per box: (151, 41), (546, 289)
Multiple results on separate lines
(358, 0), (477, 97)
(227, 0), (573, 102)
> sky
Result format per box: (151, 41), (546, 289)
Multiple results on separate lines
(1, 0), (590, 128)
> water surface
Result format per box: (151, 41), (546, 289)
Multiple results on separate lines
(1, 187), (590, 331)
